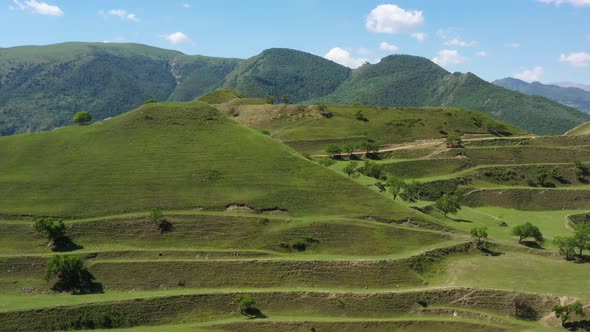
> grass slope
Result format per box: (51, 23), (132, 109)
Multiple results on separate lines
(0, 101), (409, 218)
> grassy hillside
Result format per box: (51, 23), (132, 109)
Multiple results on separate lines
(215, 96), (526, 154)
(0, 43), (239, 135)
(314, 55), (590, 135)
(223, 48), (351, 103)
(0, 101), (409, 218)
(494, 77), (590, 113)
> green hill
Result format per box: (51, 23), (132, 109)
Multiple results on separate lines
(494, 77), (590, 113)
(222, 48), (351, 103)
(0, 101), (408, 218)
(0, 42), (239, 135)
(313, 55), (590, 135)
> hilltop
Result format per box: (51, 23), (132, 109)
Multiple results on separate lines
(494, 77), (590, 113)
(1, 43), (588, 136)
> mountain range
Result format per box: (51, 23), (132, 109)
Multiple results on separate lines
(493, 77), (590, 113)
(0, 42), (588, 136)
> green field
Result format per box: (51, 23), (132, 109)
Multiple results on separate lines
(0, 95), (587, 331)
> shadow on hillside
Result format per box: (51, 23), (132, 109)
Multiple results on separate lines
(478, 247), (504, 257)
(570, 255), (590, 264)
(242, 307), (267, 319)
(158, 220), (175, 234)
(52, 269), (104, 295)
(450, 217), (472, 223)
(52, 237), (83, 252)
(565, 320), (590, 331)
(554, 176), (570, 185)
(365, 153), (381, 160)
(521, 241), (544, 250)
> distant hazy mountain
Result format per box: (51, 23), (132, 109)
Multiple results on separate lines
(551, 82), (590, 92)
(494, 77), (590, 113)
(0, 42), (588, 136)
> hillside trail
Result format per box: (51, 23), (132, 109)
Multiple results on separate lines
(312, 135), (537, 158)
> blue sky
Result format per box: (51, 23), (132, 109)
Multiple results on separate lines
(1, 0), (589, 83)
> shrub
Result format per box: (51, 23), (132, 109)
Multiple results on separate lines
(361, 160), (384, 179)
(343, 161), (359, 177)
(143, 99), (158, 104)
(73, 111), (92, 125)
(445, 133), (463, 148)
(317, 158), (335, 167)
(235, 294), (257, 315)
(511, 222), (543, 244)
(470, 227), (488, 248)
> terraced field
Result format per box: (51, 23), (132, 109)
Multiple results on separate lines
(1, 96), (588, 331)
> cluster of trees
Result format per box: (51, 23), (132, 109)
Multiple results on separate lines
(325, 141), (380, 159)
(553, 224), (590, 261)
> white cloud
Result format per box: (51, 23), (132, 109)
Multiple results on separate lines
(164, 32), (190, 45)
(105, 9), (140, 22)
(505, 42), (521, 48)
(560, 52), (590, 67)
(513, 66), (544, 82)
(366, 4), (424, 34)
(183, 3), (191, 8)
(432, 49), (466, 66)
(411, 32), (428, 42)
(476, 51), (487, 57)
(538, 0), (590, 7)
(444, 38), (478, 47)
(357, 47), (372, 56)
(13, 0), (63, 16)
(325, 47), (370, 69)
(379, 42), (399, 53)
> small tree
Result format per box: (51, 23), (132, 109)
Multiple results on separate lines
(354, 110), (367, 121)
(360, 141), (379, 155)
(45, 255), (86, 292)
(265, 96), (275, 105)
(536, 167), (549, 186)
(446, 133), (463, 148)
(573, 224), (590, 258)
(73, 111), (92, 125)
(554, 236), (577, 260)
(550, 167), (561, 179)
(235, 294), (257, 315)
(435, 193), (462, 217)
(317, 104), (328, 112)
(552, 301), (585, 327)
(343, 161), (359, 177)
(400, 181), (420, 203)
(150, 208), (163, 225)
(386, 177), (405, 200)
(361, 159), (384, 179)
(325, 144), (342, 158)
(511, 222), (543, 244)
(342, 143), (357, 158)
(470, 226), (489, 248)
(33, 218), (66, 246)
(281, 95), (290, 105)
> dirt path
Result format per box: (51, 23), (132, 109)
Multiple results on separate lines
(312, 135), (538, 158)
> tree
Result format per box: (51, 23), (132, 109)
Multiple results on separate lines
(265, 97), (275, 105)
(342, 143), (357, 158)
(343, 161), (359, 177)
(44, 255), (87, 292)
(150, 208), (163, 225)
(281, 95), (290, 105)
(386, 177), (405, 200)
(354, 110), (367, 121)
(554, 236), (577, 260)
(435, 194), (462, 217)
(470, 227), (489, 248)
(445, 133), (463, 148)
(361, 159), (384, 179)
(359, 141), (379, 155)
(511, 222), (543, 244)
(317, 104), (328, 112)
(73, 111), (92, 125)
(400, 181), (420, 203)
(33, 218), (66, 245)
(552, 301), (585, 327)
(536, 167), (548, 186)
(573, 224), (590, 258)
(550, 167), (561, 179)
(235, 294), (257, 315)
(325, 144), (342, 158)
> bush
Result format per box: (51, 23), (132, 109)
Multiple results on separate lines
(446, 133), (463, 148)
(317, 158), (335, 167)
(73, 111), (92, 125)
(143, 99), (158, 104)
(33, 218), (66, 244)
(470, 227), (488, 248)
(235, 294), (257, 315)
(361, 160), (384, 179)
(511, 222), (543, 244)
(343, 161), (359, 177)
